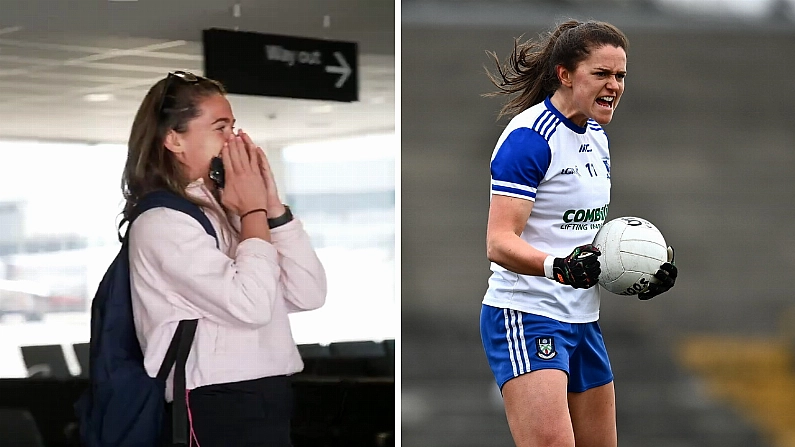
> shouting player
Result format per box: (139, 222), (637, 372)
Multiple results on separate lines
(480, 20), (678, 447)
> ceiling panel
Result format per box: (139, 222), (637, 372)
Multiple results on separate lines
(0, 0), (395, 146)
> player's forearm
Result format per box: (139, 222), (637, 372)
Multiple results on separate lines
(486, 232), (548, 276)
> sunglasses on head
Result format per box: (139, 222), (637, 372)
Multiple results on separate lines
(156, 70), (204, 117)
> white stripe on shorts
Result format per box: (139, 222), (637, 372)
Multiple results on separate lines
(515, 310), (532, 371)
(510, 310), (524, 374)
(505, 309), (531, 375)
(503, 309), (518, 377)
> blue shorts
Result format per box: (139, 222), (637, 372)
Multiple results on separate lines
(480, 304), (613, 393)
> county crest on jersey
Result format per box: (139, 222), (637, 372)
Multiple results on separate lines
(483, 97), (611, 323)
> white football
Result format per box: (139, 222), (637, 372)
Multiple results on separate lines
(592, 217), (668, 296)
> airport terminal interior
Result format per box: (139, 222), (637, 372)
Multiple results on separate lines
(0, 1), (394, 445)
(3, 0), (795, 446)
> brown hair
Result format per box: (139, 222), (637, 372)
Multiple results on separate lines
(120, 73), (226, 234)
(485, 20), (629, 118)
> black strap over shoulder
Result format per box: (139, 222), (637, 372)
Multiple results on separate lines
(124, 190), (219, 249)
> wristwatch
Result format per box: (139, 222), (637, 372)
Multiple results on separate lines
(267, 205), (294, 229)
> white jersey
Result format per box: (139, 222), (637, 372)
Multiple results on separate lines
(483, 97), (611, 323)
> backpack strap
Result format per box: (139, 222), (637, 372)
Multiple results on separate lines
(157, 319), (198, 446)
(127, 190), (219, 249)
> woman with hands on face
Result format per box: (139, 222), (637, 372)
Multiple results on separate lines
(122, 71), (327, 446)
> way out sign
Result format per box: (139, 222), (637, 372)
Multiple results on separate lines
(203, 28), (358, 102)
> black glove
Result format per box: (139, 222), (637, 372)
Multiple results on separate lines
(638, 246), (677, 300)
(552, 244), (601, 289)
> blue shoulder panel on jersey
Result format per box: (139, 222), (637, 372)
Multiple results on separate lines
(491, 127), (552, 200)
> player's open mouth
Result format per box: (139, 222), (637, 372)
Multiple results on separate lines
(596, 96), (615, 109)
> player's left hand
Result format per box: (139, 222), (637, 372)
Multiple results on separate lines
(638, 246), (677, 300)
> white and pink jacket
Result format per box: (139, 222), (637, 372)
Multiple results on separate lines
(128, 179), (327, 401)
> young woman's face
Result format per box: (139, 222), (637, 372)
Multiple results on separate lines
(172, 94), (236, 184)
(561, 45), (627, 126)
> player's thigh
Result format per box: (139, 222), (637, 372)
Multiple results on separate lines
(567, 381), (617, 447)
(502, 369), (575, 447)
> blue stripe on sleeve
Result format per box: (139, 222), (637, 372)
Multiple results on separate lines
(491, 183), (537, 199)
(490, 127), (552, 200)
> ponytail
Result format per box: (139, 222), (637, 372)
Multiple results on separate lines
(484, 20), (628, 119)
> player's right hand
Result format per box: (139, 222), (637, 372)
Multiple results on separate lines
(552, 244), (601, 289)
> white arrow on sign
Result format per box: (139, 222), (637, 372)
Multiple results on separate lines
(324, 51), (351, 88)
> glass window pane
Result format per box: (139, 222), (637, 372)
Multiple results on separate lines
(282, 133), (397, 345)
(0, 134), (396, 378)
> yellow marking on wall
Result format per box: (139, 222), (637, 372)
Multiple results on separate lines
(680, 336), (795, 447)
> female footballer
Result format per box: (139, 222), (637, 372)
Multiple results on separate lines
(481, 20), (678, 447)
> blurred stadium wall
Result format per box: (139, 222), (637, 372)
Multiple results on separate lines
(401, 1), (795, 446)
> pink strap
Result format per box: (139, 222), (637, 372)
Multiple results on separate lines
(186, 389), (200, 447)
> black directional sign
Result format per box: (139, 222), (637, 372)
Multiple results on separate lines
(202, 28), (358, 102)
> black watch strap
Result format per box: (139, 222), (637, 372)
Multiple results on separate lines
(268, 205), (294, 229)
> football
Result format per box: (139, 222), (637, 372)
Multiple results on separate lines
(592, 217), (668, 296)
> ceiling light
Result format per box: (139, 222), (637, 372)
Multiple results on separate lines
(83, 93), (115, 102)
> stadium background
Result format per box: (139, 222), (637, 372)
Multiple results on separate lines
(401, 1), (795, 446)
